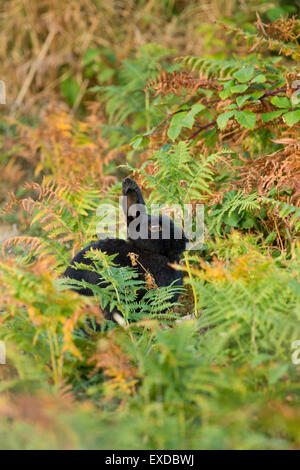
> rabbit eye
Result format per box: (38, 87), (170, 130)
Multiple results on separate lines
(149, 224), (161, 232)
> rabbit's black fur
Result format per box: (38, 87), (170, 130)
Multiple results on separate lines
(64, 178), (189, 322)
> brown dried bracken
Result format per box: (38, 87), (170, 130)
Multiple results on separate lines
(145, 70), (222, 97)
(144, 271), (158, 290)
(89, 337), (137, 401)
(128, 252), (139, 266)
(255, 13), (300, 44)
(128, 252), (158, 289)
(235, 137), (300, 207)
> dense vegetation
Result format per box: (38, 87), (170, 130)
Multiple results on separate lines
(0, 0), (300, 449)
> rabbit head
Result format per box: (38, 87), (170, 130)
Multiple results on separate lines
(122, 178), (189, 260)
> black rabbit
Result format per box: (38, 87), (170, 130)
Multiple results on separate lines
(64, 178), (189, 323)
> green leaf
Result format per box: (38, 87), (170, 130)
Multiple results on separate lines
(225, 103), (238, 110)
(82, 47), (101, 66)
(283, 110), (300, 127)
(261, 110), (284, 122)
(241, 216), (255, 229)
(250, 91), (265, 100)
(233, 67), (255, 83)
(217, 111), (235, 130)
(230, 84), (249, 94)
(270, 96), (291, 109)
(235, 110), (256, 130)
(183, 103), (205, 128)
(167, 104), (206, 140)
(268, 364), (289, 385)
(219, 80), (235, 100)
(236, 91), (265, 108)
(97, 68), (115, 83)
(167, 112), (187, 141)
(251, 74), (266, 84)
(264, 231), (277, 244)
(88, 85), (102, 92)
(223, 211), (241, 227)
(219, 88), (232, 100)
(60, 77), (80, 107)
(131, 135), (149, 149)
(236, 95), (248, 108)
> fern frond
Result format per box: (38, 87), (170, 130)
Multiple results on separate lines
(1, 236), (44, 256)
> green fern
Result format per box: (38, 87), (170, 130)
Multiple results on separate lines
(98, 44), (179, 146)
(128, 141), (226, 205)
(62, 250), (183, 323)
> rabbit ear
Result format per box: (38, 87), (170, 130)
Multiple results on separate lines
(122, 178), (146, 222)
